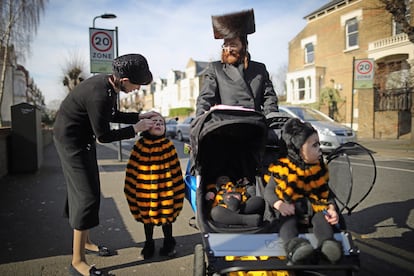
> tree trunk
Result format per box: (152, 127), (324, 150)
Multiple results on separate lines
(0, 5), (14, 127)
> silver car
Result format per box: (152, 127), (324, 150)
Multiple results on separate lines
(176, 116), (195, 141)
(278, 105), (356, 153)
(165, 117), (178, 139)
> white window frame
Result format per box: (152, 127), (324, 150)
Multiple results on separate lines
(345, 18), (358, 49)
(341, 10), (362, 51)
(304, 43), (314, 64)
(298, 78), (305, 100)
(301, 35), (317, 65)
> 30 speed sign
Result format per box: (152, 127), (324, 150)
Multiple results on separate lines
(89, 28), (116, 74)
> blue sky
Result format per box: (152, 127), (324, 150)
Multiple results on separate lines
(21, 0), (327, 104)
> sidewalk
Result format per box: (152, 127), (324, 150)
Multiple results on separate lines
(357, 138), (414, 159)
(0, 139), (412, 276)
(0, 142), (199, 276)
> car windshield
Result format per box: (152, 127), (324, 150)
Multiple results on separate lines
(287, 107), (331, 122)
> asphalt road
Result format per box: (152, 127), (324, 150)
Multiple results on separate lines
(0, 139), (413, 276)
(119, 138), (414, 275)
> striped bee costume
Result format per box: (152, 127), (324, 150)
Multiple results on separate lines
(263, 118), (342, 264)
(124, 134), (185, 226)
(264, 157), (330, 213)
(207, 180), (249, 209)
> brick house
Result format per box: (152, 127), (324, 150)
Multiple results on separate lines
(286, 0), (414, 139)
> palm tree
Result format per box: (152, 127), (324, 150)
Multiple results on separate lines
(61, 51), (88, 93)
(0, 0), (48, 126)
(62, 67), (85, 93)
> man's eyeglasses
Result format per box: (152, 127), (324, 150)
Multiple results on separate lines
(221, 44), (238, 51)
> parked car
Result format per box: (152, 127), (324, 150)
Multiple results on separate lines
(278, 105), (356, 153)
(176, 116), (195, 141)
(165, 117), (178, 139)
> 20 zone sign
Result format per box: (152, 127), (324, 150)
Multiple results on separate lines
(89, 28), (116, 73)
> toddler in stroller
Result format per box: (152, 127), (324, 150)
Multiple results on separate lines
(264, 118), (343, 265)
(207, 175), (265, 227)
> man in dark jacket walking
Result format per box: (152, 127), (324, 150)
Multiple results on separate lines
(196, 9), (279, 117)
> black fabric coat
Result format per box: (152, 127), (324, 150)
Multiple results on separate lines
(54, 74), (139, 147)
(196, 60), (279, 117)
(54, 74), (140, 230)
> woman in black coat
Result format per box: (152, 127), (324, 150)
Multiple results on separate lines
(54, 54), (157, 276)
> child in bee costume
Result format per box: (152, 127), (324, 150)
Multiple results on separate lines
(124, 114), (185, 259)
(264, 118), (343, 265)
(206, 175), (265, 227)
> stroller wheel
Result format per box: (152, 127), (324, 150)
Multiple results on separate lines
(193, 243), (206, 276)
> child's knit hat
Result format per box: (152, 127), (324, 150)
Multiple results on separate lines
(282, 118), (317, 154)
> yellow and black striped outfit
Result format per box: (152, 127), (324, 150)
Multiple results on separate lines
(207, 181), (249, 209)
(264, 157), (330, 212)
(124, 136), (185, 225)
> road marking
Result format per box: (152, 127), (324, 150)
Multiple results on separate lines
(350, 231), (414, 272)
(334, 159), (414, 173)
(375, 164), (414, 173)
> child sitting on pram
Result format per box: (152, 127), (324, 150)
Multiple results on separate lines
(264, 118), (342, 265)
(206, 175), (265, 227)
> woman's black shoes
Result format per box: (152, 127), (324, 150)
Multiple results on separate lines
(85, 245), (114, 257)
(69, 264), (104, 276)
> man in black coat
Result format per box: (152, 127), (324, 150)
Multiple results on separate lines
(196, 9), (279, 117)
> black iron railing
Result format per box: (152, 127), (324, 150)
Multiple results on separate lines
(374, 87), (412, 111)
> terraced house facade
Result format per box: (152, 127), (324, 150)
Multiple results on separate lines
(286, 0), (414, 139)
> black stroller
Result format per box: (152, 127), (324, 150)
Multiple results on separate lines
(185, 107), (376, 276)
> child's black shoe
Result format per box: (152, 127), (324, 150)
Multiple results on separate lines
(159, 237), (176, 257)
(285, 237), (314, 264)
(141, 239), (155, 259)
(320, 239), (342, 263)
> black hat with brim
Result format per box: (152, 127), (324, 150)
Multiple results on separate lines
(112, 54), (153, 85)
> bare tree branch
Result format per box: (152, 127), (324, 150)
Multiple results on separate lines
(0, 0), (48, 126)
(379, 0), (414, 42)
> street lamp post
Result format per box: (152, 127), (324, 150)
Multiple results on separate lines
(93, 13), (117, 28)
(92, 13), (123, 162)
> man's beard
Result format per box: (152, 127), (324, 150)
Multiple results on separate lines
(221, 49), (246, 65)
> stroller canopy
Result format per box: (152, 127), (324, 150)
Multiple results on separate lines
(190, 107), (268, 182)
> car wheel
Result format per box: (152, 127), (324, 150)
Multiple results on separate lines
(177, 131), (183, 141)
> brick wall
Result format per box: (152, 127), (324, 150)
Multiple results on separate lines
(288, 0), (394, 132)
(374, 110), (412, 139)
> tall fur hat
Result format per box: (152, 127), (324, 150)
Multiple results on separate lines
(112, 54), (153, 85)
(282, 118), (317, 153)
(211, 9), (255, 39)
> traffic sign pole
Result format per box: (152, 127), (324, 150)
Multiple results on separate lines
(89, 26), (123, 161)
(89, 28), (115, 74)
(115, 26), (123, 162)
(351, 58), (375, 129)
(351, 57), (355, 129)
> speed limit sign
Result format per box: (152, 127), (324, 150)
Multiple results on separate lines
(89, 28), (116, 73)
(354, 58), (375, 89)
